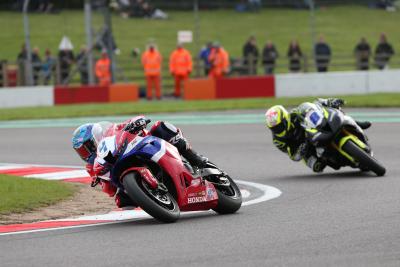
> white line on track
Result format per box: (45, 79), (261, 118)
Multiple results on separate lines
(24, 170), (89, 180)
(0, 180), (281, 236)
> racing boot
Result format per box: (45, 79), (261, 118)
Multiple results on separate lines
(115, 190), (138, 209)
(355, 120), (371, 130)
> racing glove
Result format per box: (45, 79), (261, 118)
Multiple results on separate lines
(328, 98), (345, 109)
(318, 98), (345, 109)
(124, 117), (151, 134)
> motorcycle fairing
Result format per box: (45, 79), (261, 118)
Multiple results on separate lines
(111, 134), (219, 211)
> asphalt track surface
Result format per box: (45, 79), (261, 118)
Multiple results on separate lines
(0, 109), (399, 267)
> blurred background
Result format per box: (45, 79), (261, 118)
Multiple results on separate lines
(0, 0), (399, 95)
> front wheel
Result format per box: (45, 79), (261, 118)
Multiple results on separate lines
(342, 141), (386, 176)
(122, 172), (180, 223)
(212, 176), (242, 214)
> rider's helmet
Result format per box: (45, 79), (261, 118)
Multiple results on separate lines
(72, 123), (97, 163)
(265, 105), (291, 136)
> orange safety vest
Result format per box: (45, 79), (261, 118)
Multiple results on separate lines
(95, 58), (111, 83)
(208, 48), (230, 78)
(169, 48), (192, 76)
(142, 49), (162, 76)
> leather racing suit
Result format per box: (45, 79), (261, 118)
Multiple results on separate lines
(271, 98), (348, 172)
(86, 116), (206, 208)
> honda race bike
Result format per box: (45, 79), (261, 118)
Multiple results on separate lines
(94, 131), (242, 223)
(300, 104), (386, 176)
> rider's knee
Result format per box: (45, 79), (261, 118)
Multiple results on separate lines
(150, 121), (183, 145)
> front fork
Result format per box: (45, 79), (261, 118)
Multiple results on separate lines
(332, 130), (369, 163)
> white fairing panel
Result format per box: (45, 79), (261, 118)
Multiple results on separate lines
(151, 140), (166, 162)
(97, 136), (117, 160)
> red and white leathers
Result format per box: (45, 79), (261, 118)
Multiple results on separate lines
(85, 116), (202, 208)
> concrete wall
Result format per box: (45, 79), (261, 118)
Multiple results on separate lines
(0, 70), (399, 108)
(0, 86), (54, 108)
(276, 70), (400, 97)
(368, 70), (400, 93)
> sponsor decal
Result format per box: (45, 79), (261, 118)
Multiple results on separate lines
(306, 110), (323, 128)
(188, 191), (206, 198)
(187, 196), (207, 204)
(207, 188), (215, 199)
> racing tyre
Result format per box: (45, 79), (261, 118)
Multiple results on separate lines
(212, 176), (242, 214)
(342, 141), (386, 176)
(123, 172), (180, 223)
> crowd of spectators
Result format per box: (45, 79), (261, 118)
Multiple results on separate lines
(14, 32), (396, 90)
(12, 0), (57, 13)
(238, 33), (395, 74)
(113, 0), (168, 19)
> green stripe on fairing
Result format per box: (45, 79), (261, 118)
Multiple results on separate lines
(0, 112), (400, 129)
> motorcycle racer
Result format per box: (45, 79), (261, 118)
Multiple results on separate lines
(72, 116), (208, 208)
(265, 98), (371, 173)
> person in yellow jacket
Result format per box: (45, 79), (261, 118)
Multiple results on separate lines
(141, 44), (162, 100)
(169, 43), (192, 97)
(95, 51), (111, 86)
(208, 43), (230, 79)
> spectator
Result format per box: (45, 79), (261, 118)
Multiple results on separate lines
(262, 40), (279, 74)
(31, 47), (42, 85)
(16, 44), (28, 85)
(208, 43), (230, 79)
(115, 0), (131, 18)
(243, 36), (259, 75)
(287, 40), (303, 72)
(142, 43), (162, 100)
(95, 50), (111, 86)
(236, 0), (262, 12)
(17, 44), (27, 62)
(95, 29), (119, 55)
(374, 33), (395, 70)
(58, 37), (75, 84)
(248, 0), (262, 12)
(76, 46), (89, 85)
(42, 48), (55, 85)
(199, 42), (213, 75)
(314, 35), (331, 72)
(37, 0), (55, 13)
(169, 43), (192, 97)
(58, 48), (74, 83)
(354, 37), (371, 70)
(132, 0), (147, 17)
(375, 0), (395, 9)
(128, 0), (168, 19)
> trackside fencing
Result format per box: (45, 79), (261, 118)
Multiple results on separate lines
(1, 69), (399, 108)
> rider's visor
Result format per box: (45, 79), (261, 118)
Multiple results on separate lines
(75, 139), (96, 162)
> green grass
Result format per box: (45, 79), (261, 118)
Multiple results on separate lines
(0, 6), (399, 74)
(0, 174), (75, 215)
(0, 93), (399, 121)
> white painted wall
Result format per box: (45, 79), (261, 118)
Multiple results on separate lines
(276, 70), (400, 97)
(0, 86), (54, 108)
(368, 70), (400, 93)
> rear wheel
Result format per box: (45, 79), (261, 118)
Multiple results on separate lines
(342, 141), (386, 176)
(122, 172), (180, 223)
(212, 176), (242, 214)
